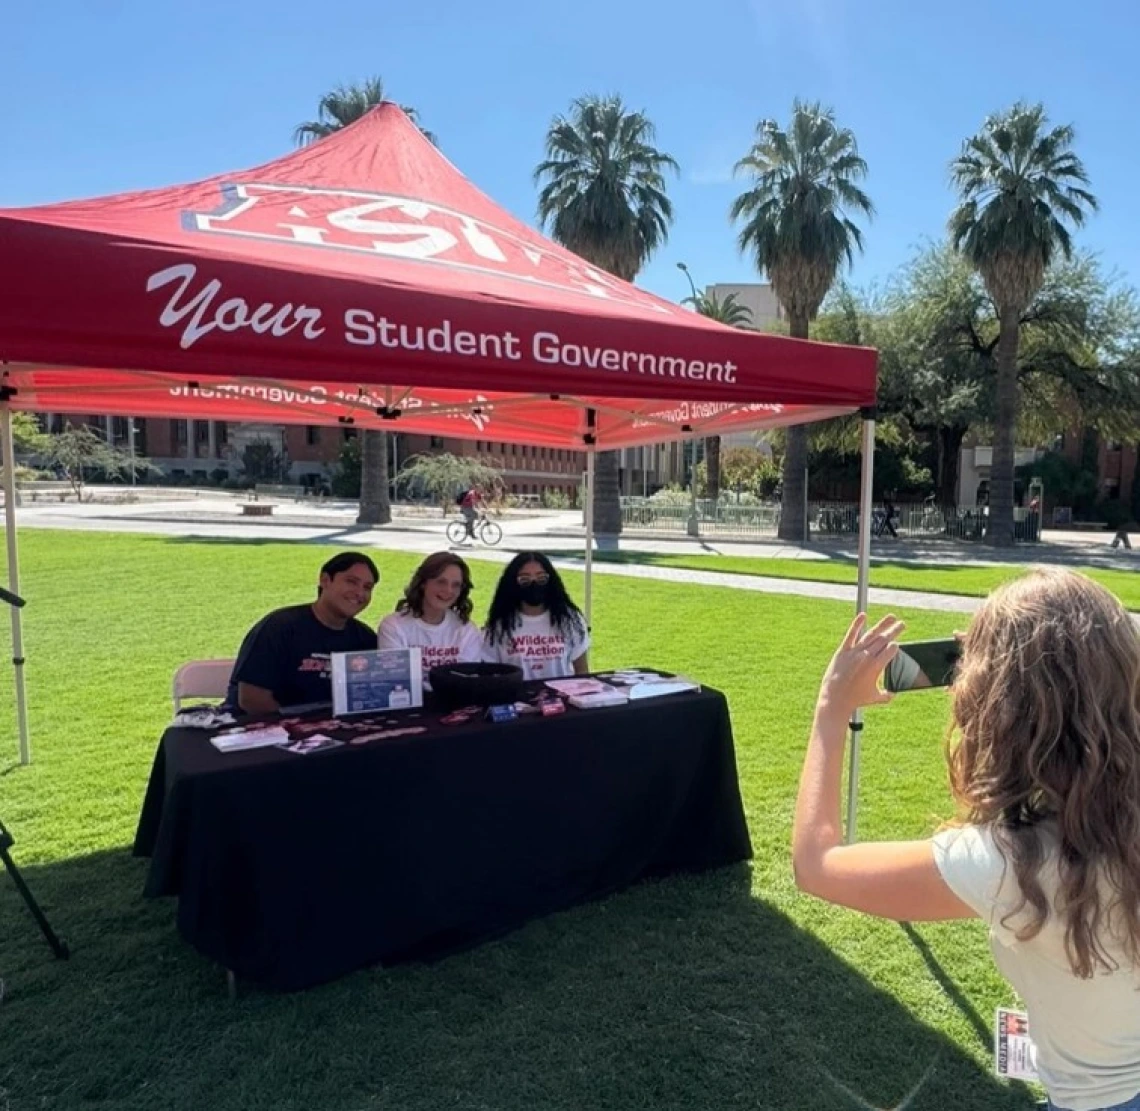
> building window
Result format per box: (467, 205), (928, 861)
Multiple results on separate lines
(343, 426), (358, 442)
(172, 420), (187, 446)
(194, 420), (210, 444)
(430, 436), (444, 449)
(216, 421), (228, 446)
(306, 425), (320, 446)
(1107, 440), (1123, 452)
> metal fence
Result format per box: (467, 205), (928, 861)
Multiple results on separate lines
(616, 497), (1041, 542)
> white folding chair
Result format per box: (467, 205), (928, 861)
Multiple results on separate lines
(172, 659), (236, 712)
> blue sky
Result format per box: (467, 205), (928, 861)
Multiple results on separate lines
(5, 0), (1137, 303)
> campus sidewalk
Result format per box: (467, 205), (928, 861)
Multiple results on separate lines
(4, 491), (1137, 616)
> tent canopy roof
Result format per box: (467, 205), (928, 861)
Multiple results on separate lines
(0, 104), (876, 447)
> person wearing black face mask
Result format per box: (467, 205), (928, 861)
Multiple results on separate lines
(482, 552), (589, 681)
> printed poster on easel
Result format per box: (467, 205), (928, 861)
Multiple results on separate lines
(331, 647), (423, 717)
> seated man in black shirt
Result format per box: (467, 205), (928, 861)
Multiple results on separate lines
(226, 551), (380, 714)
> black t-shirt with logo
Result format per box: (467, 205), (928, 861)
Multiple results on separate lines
(226, 604), (378, 710)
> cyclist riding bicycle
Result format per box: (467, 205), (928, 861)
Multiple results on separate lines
(457, 485), (484, 540)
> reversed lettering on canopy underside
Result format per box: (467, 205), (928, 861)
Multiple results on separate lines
(183, 183), (673, 312)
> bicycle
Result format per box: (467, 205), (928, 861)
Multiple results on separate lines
(446, 511), (502, 547)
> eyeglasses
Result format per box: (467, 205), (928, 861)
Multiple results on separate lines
(517, 574), (550, 586)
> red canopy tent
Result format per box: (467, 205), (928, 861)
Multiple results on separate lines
(0, 104), (880, 831)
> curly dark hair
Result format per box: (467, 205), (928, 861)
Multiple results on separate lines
(395, 552), (474, 623)
(485, 551), (584, 645)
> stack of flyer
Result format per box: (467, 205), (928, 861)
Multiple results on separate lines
(599, 670), (701, 700)
(544, 678), (629, 709)
(211, 725), (290, 753)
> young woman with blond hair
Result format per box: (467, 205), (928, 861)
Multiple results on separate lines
(793, 568), (1140, 1111)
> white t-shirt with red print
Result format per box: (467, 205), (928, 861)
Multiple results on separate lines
(376, 609), (484, 688)
(482, 610), (589, 681)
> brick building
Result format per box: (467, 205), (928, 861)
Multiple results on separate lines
(41, 413), (589, 501)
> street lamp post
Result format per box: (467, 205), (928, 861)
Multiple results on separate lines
(677, 262), (701, 537)
(676, 261), (699, 303)
(686, 438), (700, 537)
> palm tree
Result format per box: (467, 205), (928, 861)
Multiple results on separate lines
(682, 287), (755, 500)
(730, 99), (873, 542)
(684, 289), (754, 328)
(294, 78), (436, 146)
(535, 94), (679, 536)
(949, 102), (1097, 546)
(294, 78), (434, 525)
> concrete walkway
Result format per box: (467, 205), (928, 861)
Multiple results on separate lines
(4, 491), (1136, 616)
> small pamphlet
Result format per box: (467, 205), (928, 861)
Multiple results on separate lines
(278, 734), (344, 756)
(545, 678), (622, 699)
(994, 1007), (1038, 1082)
(331, 648), (423, 717)
(627, 676), (700, 700)
(568, 690), (629, 709)
(211, 725), (290, 753)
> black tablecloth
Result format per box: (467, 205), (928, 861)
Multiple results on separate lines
(133, 684), (752, 990)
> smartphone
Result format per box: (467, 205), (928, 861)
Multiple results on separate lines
(883, 638), (961, 692)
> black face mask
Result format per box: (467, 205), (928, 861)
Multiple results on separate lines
(519, 582), (548, 606)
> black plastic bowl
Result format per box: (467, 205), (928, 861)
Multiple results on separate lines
(429, 662), (525, 709)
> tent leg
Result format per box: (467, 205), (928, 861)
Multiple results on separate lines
(584, 447), (595, 629)
(845, 410), (876, 844)
(1, 402), (31, 765)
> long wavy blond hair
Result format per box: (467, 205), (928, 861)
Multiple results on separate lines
(948, 567), (1140, 978)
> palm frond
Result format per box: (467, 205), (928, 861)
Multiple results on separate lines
(293, 77), (435, 147)
(730, 99), (872, 321)
(534, 93), (678, 280)
(947, 100), (1097, 312)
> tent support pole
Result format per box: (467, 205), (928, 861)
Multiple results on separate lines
(584, 411), (596, 630)
(1, 400), (31, 765)
(845, 408), (876, 843)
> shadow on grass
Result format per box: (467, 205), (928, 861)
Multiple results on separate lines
(1, 852), (1035, 1111)
(900, 921), (991, 1050)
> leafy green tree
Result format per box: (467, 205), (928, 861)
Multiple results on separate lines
(949, 101), (1098, 545)
(731, 99), (873, 541)
(536, 94), (678, 536)
(239, 438), (290, 484)
(395, 452), (504, 512)
(39, 422), (157, 499)
(10, 412), (47, 455)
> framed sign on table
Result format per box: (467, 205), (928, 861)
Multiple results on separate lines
(331, 648), (423, 716)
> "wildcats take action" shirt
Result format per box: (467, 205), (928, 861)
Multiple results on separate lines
(377, 609), (484, 688)
(482, 610), (589, 681)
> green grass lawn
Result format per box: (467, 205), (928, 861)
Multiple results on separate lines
(546, 546), (1140, 609)
(0, 531), (1041, 1110)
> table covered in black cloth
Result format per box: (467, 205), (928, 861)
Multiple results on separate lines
(133, 683), (752, 991)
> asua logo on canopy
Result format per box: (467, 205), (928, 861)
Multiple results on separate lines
(183, 183), (670, 312)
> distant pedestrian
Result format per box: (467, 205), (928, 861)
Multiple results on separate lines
(1113, 523), (1133, 550)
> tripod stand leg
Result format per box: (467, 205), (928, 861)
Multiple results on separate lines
(0, 838), (69, 960)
